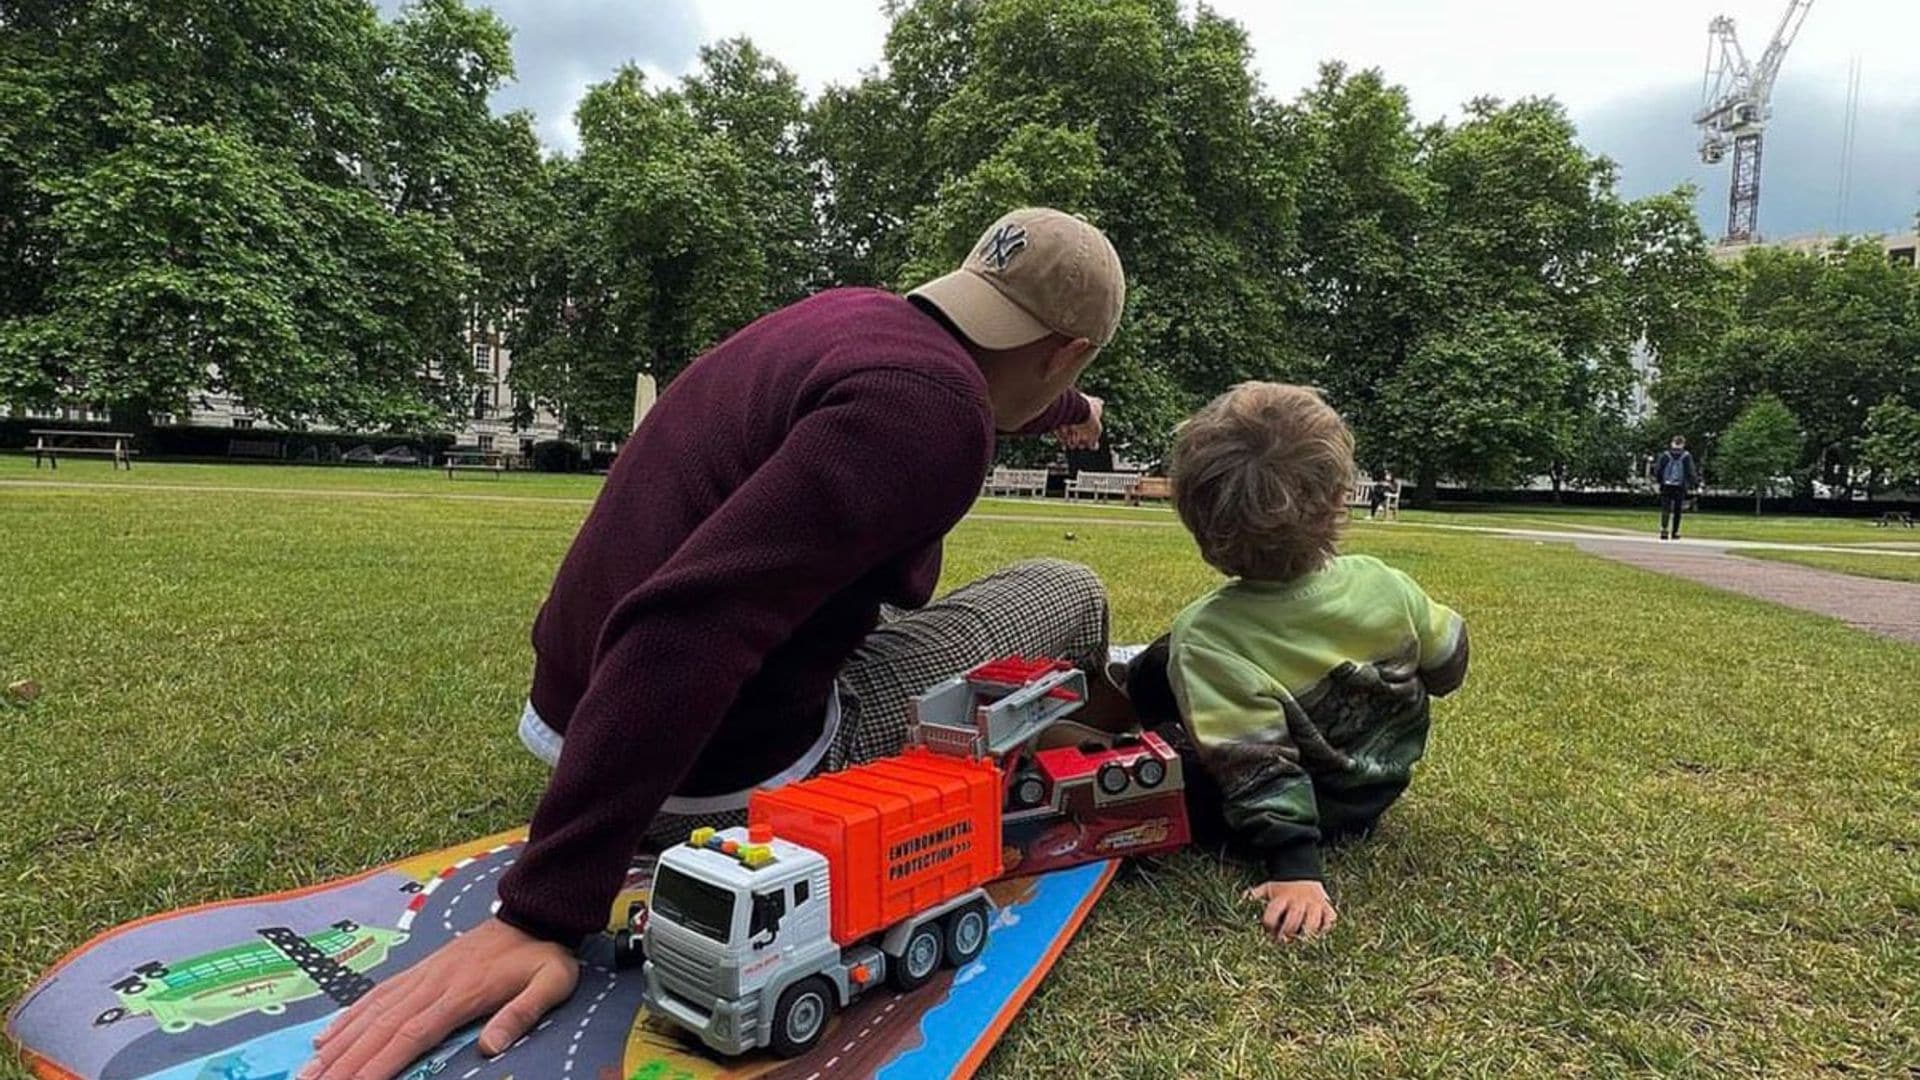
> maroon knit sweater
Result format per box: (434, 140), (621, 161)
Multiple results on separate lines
(497, 288), (1089, 945)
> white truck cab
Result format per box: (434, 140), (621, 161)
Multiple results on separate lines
(643, 831), (839, 1056)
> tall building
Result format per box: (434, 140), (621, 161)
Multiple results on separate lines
(1711, 230), (1919, 266)
(455, 327), (565, 458)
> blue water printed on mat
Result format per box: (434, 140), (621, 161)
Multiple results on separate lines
(875, 861), (1108, 1080)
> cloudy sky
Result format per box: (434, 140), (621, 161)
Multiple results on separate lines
(414, 0), (1920, 239)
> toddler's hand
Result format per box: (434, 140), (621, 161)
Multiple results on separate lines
(1244, 880), (1337, 943)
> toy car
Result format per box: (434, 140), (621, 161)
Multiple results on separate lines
(1000, 731), (1190, 877)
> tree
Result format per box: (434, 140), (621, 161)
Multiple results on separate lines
(1859, 398), (1920, 492)
(1295, 89), (1656, 501)
(1283, 65), (1434, 477)
(812, 0), (1303, 459)
(506, 67), (768, 438)
(684, 38), (819, 308)
(1716, 395), (1803, 514)
(0, 0), (541, 430)
(1654, 241), (1917, 496)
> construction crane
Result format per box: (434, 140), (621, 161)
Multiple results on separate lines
(1693, 0), (1814, 244)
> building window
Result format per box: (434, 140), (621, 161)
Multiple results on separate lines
(1891, 247), (1916, 269)
(520, 438), (535, 457)
(477, 433), (494, 451)
(233, 417), (254, 430)
(472, 343), (491, 371)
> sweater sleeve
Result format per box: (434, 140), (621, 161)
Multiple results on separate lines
(1387, 566), (1467, 689)
(1007, 388), (1091, 435)
(1170, 641), (1324, 882)
(496, 370), (991, 946)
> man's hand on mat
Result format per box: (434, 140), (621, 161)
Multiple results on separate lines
(1055, 394), (1104, 450)
(300, 917), (577, 1080)
(1245, 880), (1337, 943)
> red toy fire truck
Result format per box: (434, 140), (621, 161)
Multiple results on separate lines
(907, 655), (1191, 877)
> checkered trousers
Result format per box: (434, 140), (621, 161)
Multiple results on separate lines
(637, 558), (1110, 846)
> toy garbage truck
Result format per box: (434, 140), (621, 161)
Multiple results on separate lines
(642, 746), (1002, 1058)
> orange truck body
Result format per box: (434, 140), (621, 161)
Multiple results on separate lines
(748, 746), (1002, 945)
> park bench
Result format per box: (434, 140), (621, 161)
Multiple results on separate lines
(981, 466), (1048, 498)
(1127, 476), (1172, 505)
(1874, 510), (1915, 528)
(227, 437), (284, 461)
(1065, 470), (1141, 501)
(1347, 475), (1401, 520)
(1346, 475), (1372, 510)
(28, 429), (137, 470)
(444, 449), (510, 478)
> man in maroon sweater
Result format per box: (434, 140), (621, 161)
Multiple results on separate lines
(304, 208), (1125, 1080)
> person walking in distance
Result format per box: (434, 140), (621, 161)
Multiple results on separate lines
(1650, 436), (1700, 540)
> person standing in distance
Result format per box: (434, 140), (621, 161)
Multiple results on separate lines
(301, 208), (1125, 1080)
(1650, 435), (1701, 540)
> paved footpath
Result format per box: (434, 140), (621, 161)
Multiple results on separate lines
(1573, 538), (1920, 645)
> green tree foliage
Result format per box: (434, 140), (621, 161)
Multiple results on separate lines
(812, 0), (1301, 457)
(1859, 398), (1920, 491)
(1716, 394), (1803, 513)
(1289, 77), (1682, 500)
(684, 38), (820, 307)
(0, 0), (542, 429)
(506, 58), (786, 437)
(1654, 241), (1918, 495)
(8, 0), (1904, 477)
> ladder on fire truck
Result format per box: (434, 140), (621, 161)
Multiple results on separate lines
(906, 656), (1088, 762)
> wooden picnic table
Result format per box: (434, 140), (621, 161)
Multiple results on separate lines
(28, 429), (137, 470)
(443, 449), (511, 479)
(1874, 510), (1915, 528)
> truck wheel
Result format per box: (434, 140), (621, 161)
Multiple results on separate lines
(944, 903), (989, 968)
(770, 977), (835, 1058)
(612, 928), (645, 970)
(889, 924), (943, 991)
(1012, 771), (1047, 809)
(1132, 756), (1167, 788)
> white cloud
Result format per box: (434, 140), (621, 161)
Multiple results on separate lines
(1223, 0), (1920, 120)
(685, 0), (890, 94)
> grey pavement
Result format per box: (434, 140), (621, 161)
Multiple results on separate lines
(1574, 538), (1920, 645)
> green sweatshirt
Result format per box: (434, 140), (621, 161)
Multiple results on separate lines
(1168, 554), (1469, 881)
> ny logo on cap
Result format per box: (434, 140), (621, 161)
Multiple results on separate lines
(978, 223), (1029, 271)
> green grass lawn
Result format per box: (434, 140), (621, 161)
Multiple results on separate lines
(1385, 501), (1910, 546)
(981, 488), (1911, 547)
(0, 451), (605, 500)
(1740, 548), (1920, 584)
(3, 471), (1918, 1076)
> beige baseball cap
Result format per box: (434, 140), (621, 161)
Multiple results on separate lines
(909, 207), (1126, 350)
